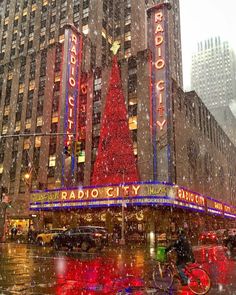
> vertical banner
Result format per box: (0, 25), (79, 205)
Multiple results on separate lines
(77, 73), (88, 141)
(147, 3), (175, 183)
(60, 24), (82, 186)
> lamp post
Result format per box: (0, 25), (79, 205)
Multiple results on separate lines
(120, 170), (126, 245)
(120, 195), (126, 245)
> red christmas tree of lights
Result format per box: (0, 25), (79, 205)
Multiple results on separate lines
(92, 56), (139, 185)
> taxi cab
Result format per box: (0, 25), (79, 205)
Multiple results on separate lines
(36, 228), (65, 246)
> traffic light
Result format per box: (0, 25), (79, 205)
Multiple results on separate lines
(64, 145), (72, 156)
(75, 141), (82, 157)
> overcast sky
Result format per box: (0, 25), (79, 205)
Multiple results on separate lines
(179, 0), (236, 91)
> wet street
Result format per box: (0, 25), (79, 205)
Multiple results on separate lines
(0, 243), (236, 295)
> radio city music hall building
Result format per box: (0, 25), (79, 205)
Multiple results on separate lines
(0, 0), (236, 240)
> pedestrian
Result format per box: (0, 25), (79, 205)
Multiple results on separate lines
(28, 225), (36, 243)
(0, 195), (11, 242)
(11, 225), (17, 240)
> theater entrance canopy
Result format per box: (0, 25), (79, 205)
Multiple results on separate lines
(29, 182), (236, 220)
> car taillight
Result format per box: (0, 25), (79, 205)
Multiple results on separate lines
(212, 235), (216, 239)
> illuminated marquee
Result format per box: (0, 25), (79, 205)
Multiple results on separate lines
(207, 198), (224, 215)
(60, 185), (141, 200)
(29, 183), (236, 219)
(30, 183), (171, 204)
(177, 188), (205, 207)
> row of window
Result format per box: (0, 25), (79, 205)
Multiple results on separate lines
(177, 93), (232, 156)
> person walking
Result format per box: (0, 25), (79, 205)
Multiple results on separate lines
(0, 195), (11, 242)
(11, 226), (18, 240)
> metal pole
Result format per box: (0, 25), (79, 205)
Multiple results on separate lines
(120, 171), (126, 245)
(120, 198), (125, 245)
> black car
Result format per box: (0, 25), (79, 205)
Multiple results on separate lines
(53, 226), (108, 251)
(223, 233), (236, 251)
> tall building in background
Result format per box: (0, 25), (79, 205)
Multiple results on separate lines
(191, 37), (236, 144)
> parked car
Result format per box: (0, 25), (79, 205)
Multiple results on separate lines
(53, 226), (108, 251)
(36, 228), (65, 246)
(222, 229), (236, 251)
(215, 229), (228, 244)
(199, 231), (218, 244)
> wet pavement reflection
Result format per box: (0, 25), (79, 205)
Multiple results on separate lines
(0, 243), (236, 294)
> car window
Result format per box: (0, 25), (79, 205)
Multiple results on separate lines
(65, 229), (75, 235)
(50, 229), (64, 233)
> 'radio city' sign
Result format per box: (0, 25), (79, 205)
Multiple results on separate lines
(62, 25), (82, 146)
(153, 8), (167, 131)
(29, 182), (236, 220)
(148, 3), (170, 134)
(177, 188), (205, 207)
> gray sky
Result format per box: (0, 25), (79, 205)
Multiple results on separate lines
(179, 0), (236, 91)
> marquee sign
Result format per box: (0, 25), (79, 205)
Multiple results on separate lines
(177, 188), (205, 208)
(29, 182), (236, 219)
(207, 198), (224, 215)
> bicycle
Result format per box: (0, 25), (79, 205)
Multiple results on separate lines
(152, 250), (211, 294)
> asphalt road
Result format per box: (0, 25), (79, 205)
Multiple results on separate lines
(0, 242), (236, 294)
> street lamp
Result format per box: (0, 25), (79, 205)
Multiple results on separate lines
(24, 173), (31, 182)
(120, 170), (127, 245)
(120, 194), (126, 245)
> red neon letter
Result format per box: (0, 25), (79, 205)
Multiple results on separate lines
(156, 80), (165, 91)
(155, 59), (165, 69)
(71, 45), (77, 55)
(155, 11), (163, 23)
(155, 24), (164, 33)
(69, 77), (76, 87)
(70, 55), (76, 64)
(71, 34), (77, 43)
(155, 35), (163, 46)
(68, 95), (74, 106)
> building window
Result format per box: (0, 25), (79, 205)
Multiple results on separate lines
(15, 121), (21, 132)
(34, 136), (41, 148)
(2, 125), (8, 134)
(25, 118), (32, 129)
(13, 19), (18, 27)
(82, 24), (89, 35)
(0, 163), (3, 174)
(125, 32), (131, 41)
(129, 116), (137, 130)
(28, 41), (33, 50)
(23, 139), (30, 152)
(37, 116), (43, 127)
(49, 155), (56, 167)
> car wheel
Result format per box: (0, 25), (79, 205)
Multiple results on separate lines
(227, 242), (233, 251)
(67, 244), (73, 251)
(37, 238), (44, 246)
(81, 241), (90, 252)
(53, 242), (60, 250)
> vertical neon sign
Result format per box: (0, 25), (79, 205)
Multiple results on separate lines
(60, 24), (82, 186)
(147, 3), (174, 183)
